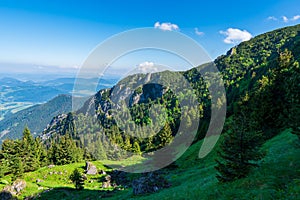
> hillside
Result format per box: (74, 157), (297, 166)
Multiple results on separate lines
(0, 77), (117, 122)
(0, 129), (298, 199)
(0, 95), (73, 142)
(41, 24), (300, 160)
(0, 24), (299, 199)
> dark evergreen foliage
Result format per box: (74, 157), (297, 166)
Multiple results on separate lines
(69, 168), (85, 190)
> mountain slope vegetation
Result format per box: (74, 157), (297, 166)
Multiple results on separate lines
(0, 24), (299, 199)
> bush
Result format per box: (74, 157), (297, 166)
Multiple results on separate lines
(69, 169), (85, 190)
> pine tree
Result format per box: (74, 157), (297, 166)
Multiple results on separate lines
(215, 109), (264, 182)
(48, 134), (83, 165)
(1, 139), (24, 178)
(157, 123), (173, 148)
(21, 127), (40, 172)
(69, 168), (85, 190)
(11, 156), (24, 181)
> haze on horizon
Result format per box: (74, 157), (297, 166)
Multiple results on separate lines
(0, 0), (299, 79)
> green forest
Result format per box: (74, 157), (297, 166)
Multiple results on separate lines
(0, 24), (299, 200)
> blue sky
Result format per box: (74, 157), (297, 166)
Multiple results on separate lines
(0, 0), (299, 76)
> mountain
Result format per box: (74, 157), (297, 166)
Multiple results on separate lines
(0, 77), (64, 103)
(0, 24), (300, 199)
(0, 77), (117, 122)
(0, 95), (73, 142)
(40, 24), (300, 160)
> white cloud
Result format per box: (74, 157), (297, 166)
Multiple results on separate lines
(137, 61), (158, 73)
(292, 15), (300, 21)
(220, 28), (253, 44)
(281, 15), (300, 23)
(194, 28), (204, 36)
(267, 16), (277, 21)
(283, 16), (289, 23)
(154, 22), (179, 31)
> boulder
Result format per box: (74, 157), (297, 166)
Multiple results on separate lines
(132, 172), (170, 195)
(85, 161), (98, 175)
(36, 179), (43, 183)
(3, 179), (26, 195)
(48, 164), (55, 168)
(110, 170), (129, 186)
(0, 191), (14, 200)
(102, 175), (111, 188)
(12, 179), (26, 194)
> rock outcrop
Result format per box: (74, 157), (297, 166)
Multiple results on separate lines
(85, 161), (98, 175)
(3, 179), (26, 195)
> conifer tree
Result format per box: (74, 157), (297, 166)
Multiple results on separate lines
(21, 127), (40, 171)
(69, 168), (85, 190)
(48, 134), (83, 165)
(157, 123), (173, 148)
(215, 107), (264, 182)
(11, 156), (24, 181)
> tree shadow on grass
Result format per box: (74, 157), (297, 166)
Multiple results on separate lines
(29, 187), (131, 200)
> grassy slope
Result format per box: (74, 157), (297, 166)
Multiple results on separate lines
(129, 129), (300, 200)
(0, 130), (299, 199)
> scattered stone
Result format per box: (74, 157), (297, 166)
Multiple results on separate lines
(49, 172), (53, 175)
(102, 175), (111, 188)
(58, 171), (63, 175)
(38, 187), (44, 190)
(36, 179), (43, 183)
(48, 164), (55, 168)
(82, 174), (88, 180)
(132, 172), (170, 195)
(85, 161), (98, 175)
(99, 170), (106, 175)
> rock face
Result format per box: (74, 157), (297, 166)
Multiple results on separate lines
(85, 161), (98, 175)
(132, 172), (170, 195)
(3, 179), (26, 195)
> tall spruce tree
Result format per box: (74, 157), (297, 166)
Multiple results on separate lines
(69, 168), (85, 190)
(21, 127), (40, 172)
(48, 134), (83, 165)
(215, 104), (264, 182)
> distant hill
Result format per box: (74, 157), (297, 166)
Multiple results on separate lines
(0, 95), (74, 143)
(0, 77), (117, 121)
(0, 77), (64, 103)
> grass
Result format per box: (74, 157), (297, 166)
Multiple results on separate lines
(0, 129), (299, 199)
